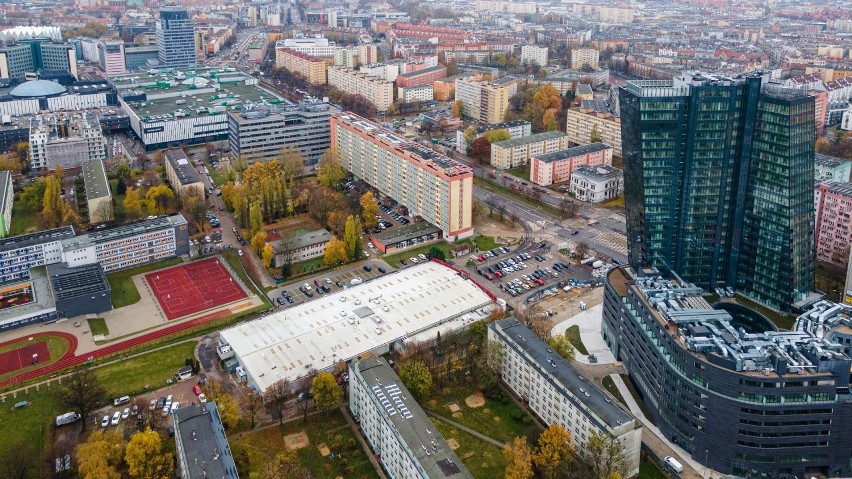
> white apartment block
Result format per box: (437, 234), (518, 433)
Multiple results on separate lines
(328, 66), (394, 112)
(569, 164), (624, 203)
(474, 0), (536, 13)
(490, 131), (570, 169)
(0, 227), (72, 284)
(520, 44), (549, 66)
(489, 318), (642, 478)
(455, 119), (531, 154)
(28, 112), (107, 170)
(97, 40), (126, 76)
(571, 48), (600, 70)
(565, 107), (623, 157)
(398, 85), (433, 103)
(454, 78), (510, 124)
(334, 48), (355, 68)
(331, 112), (474, 239)
(360, 63), (399, 82)
(349, 357), (474, 479)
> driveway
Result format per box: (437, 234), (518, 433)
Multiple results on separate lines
(550, 304), (615, 365)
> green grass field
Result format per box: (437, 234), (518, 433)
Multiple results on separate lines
(431, 417), (507, 478)
(95, 341), (196, 399)
(505, 165), (530, 182)
(474, 178), (567, 220)
(9, 200), (38, 236)
(474, 235), (500, 252)
(424, 383), (539, 444)
(598, 195), (626, 209)
(107, 257), (184, 308)
(87, 317), (109, 336)
(0, 388), (60, 456)
(733, 295), (795, 331)
(565, 325), (589, 355)
(232, 409), (378, 479)
(640, 457), (671, 479)
(601, 376), (627, 406)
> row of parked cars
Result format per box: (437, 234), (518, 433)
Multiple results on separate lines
(378, 204), (411, 225)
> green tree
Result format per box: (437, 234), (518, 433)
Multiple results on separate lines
(316, 147), (347, 187)
(343, 215), (362, 260)
(483, 129), (512, 143)
(55, 368), (106, 432)
(311, 372), (342, 413)
(205, 380), (238, 429)
(503, 436), (534, 479)
(115, 161), (131, 195)
(534, 424), (574, 479)
(548, 334), (575, 362)
(262, 449), (309, 479)
(463, 125), (477, 152)
(386, 103), (399, 117)
(427, 246), (446, 261)
(125, 428), (173, 479)
(360, 191), (379, 229)
(264, 379), (293, 425)
(399, 359), (433, 400)
(123, 187), (144, 219)
(20, 177), (47, 211)
(451, 99), (465, 118)
(324, 236), (348, 266)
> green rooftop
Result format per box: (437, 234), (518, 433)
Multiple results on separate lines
(492, 130), (568, 149)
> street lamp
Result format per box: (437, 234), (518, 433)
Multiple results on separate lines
(703, 449), (708, 479)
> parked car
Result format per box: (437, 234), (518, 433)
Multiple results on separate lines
(101, 415), (110, 428)
(363, 265), (372, 272)
(121, 408), (130, 420)
(111, 411), (121, 426)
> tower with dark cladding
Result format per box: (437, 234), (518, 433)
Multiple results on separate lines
(619, 71), (815, 311)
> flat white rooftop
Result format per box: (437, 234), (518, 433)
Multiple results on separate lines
(220, 262), (494, 392)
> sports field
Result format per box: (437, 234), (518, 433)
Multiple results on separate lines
(145, 257), (247, 320)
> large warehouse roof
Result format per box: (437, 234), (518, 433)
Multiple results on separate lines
(220, 261), (494, 392)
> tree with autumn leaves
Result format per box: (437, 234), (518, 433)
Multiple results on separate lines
(504, 425), (574, 479)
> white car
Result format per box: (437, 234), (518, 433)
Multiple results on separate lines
(410, 257), (418, 264)
(149, 399), (157, 411)
(111, 411), (121, 426)
(162, 406), (170, 417)
(198, 393), (207, 403)
(165, 395), (173, 409)
(101, 415), (110, 428)
(418, 254), (427, 261)
(121, 407), (130, 420)
(171, 402), (180, 412)
(237, 249), (244, 257)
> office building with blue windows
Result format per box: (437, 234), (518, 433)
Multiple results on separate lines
(620, 72), (817, 311)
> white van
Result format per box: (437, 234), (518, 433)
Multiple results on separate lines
(114, 395), (130, 406)
(664, 456), (684, 473)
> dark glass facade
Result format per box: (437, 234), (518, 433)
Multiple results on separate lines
(156, 6), (196, 69)
(620, 73), (815, 311)
(601, 267), (852, 478)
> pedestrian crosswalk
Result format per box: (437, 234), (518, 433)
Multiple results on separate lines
(592, 232), (628, 256)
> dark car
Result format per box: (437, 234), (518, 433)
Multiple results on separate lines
(276, 297), (284, 305)
(304, 290), (314, 298)
(571, 230), (579, 235)
(377, 267), (386, 274)
(363, 265), (373, 272)
(286, 296), (294, 304)
(335, 280), (344, 287)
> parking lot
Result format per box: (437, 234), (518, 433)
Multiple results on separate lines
(267, 259), (392, 308)
(91, 376), (200, 431)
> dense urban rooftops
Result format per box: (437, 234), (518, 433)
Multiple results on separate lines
(492, 130), (566, 149)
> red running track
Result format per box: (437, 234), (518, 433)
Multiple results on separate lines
(145, 257), (247, 320)
(0, 309), (231, 388)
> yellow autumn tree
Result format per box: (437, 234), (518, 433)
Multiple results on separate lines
(533, 424), (574, 479)
(504, 436), (534, 479)
(360, 191), (379, 228)
(262, 243), (274, 268)
(76, 429), (123, 479)
(251, 230), (268, 255)
(125, 428), (173, 479)
(123, 187), (144, 219)
(324, 236), (348, 266)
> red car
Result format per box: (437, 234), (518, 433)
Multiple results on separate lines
(193, 385), (202, 396)
(477, 255), (486, 262)
(534, 278), (544, 286)
(494, 271), (504, 279)
(484, 273), (494, 280)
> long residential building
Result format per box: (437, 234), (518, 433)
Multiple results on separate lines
(490, 131), (570, 170)
(328, 66), (394, 112)
(0, 170), (12, 238)
(564, 103), (623, 157)
(349, 357), (474, 479)
(227, 102), (334, 166)
(275, 48), (327, 85)
(815, 181), (852, 266)
(276, 37), (338, 57)
(489, 318), (642, 478)
(81, 160), (113, 224)
(0, 227), (73, 284)
(331, 112), (473, 239)
(164, 148), (205, 200)
(814, 153), (852, 183)
(454, 77), (510, 124)
(395, 65), (447, 89)
(530, 142), (613, 186)
(602, 267), (852, 478)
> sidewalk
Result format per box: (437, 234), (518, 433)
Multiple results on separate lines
(340, 404), (388, 479)
(550, 303), (615, 365)
(424, 411), (506, 448)
(610, 374), (718, 479)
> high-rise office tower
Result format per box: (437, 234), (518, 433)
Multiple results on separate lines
(156, 6), (196, 69)
(620, 72), (816, 311)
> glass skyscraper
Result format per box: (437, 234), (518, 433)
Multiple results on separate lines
(156, 6), (196, 69)
(620, 72), (815, 311)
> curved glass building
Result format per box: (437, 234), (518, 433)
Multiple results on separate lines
(602, 266), (852, 478)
